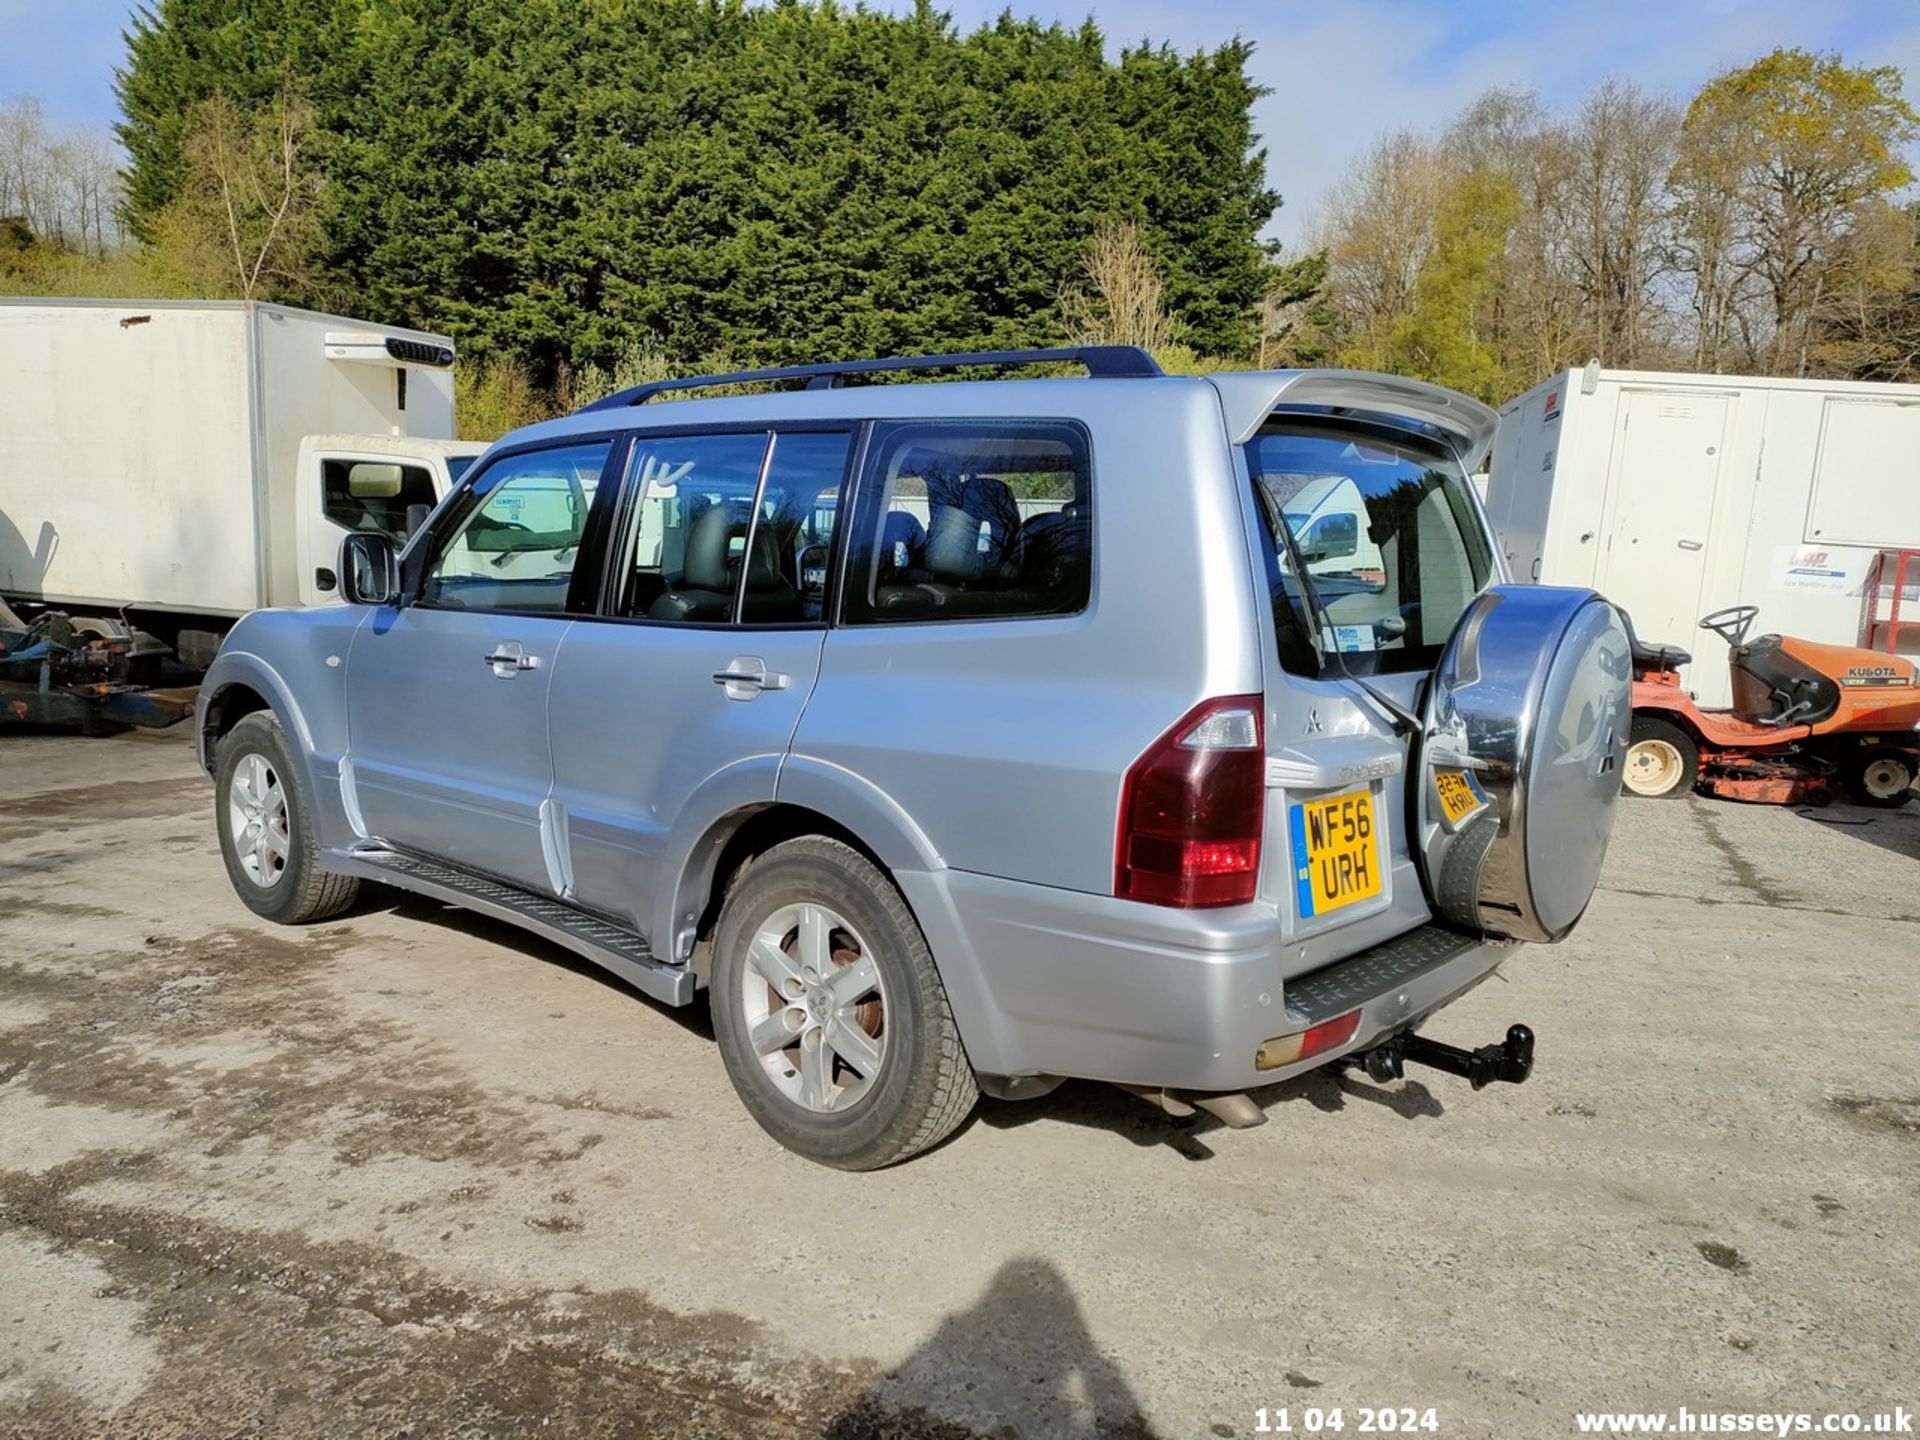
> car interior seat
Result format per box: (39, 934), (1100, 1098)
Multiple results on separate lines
(649, 503), (740, 621)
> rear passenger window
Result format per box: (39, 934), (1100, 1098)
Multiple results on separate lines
(841, 422), (1091, 624)
(618, 429), (850, 624)
(620, 433), (771, 622)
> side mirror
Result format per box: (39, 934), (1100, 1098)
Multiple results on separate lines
(404, 502), (433, 538)
(347, 462), (405, 498)
(340, 532), (399, 606)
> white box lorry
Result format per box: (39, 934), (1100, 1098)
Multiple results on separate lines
(0, 299), (485, 672)
(1487, 364), (1920, 707)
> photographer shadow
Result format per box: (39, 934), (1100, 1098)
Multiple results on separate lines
(822, 1256), (1161, 1439)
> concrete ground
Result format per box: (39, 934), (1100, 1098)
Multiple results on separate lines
(1, 729), (1915, 1440)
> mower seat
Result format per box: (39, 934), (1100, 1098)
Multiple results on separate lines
(1619, 609), (1691, 672)
(1729, 635), (1840, 727)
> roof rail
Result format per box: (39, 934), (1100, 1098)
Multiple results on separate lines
(574, 345), (1163, 413)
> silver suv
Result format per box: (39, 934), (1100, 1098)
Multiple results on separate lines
(197, 347), (1630, 1169)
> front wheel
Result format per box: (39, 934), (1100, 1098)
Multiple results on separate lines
(214, 712), (360, 923)
(1842, 748), (1915, 809)
(1623, 715), (1699, 799)
(709, 836), (977, 1170)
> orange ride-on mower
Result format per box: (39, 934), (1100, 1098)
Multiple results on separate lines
(1622, 606), (1920, 808)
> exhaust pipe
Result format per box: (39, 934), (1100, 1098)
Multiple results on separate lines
(1357, 1024), (1535, 1090)
(1113, 1085), (1269, 1129)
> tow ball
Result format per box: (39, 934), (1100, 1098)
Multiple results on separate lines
(1354, 1024), (1535, 1090)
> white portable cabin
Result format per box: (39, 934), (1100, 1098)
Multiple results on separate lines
(1486, 364), (1920, 707)
(0, 298), (458, 620)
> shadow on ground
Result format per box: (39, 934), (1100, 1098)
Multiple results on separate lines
(1790, 798), (1920, 865)
(823, 1257), (1159, 1439)
(976, 1069), (1443, 1161)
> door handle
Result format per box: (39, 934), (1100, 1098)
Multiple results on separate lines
(1677, 539), (1703, 551)
(712, 658), (789, 698)
(482, 646), (540, 672)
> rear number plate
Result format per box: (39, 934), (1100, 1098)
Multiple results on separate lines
(1289, 788), (1380, 918)
(1433, 768), (1487, 829)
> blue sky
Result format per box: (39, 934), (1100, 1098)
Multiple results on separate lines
(4, 0), (1917, 246)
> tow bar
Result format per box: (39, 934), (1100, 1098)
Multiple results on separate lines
(1355, 1024), (1535, 1090)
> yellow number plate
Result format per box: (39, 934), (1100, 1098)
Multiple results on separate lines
(1433, 768), (1487, 829)
(1288, 788), (1380, 918)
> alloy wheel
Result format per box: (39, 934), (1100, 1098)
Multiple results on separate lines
(739, 901), (887, 1113)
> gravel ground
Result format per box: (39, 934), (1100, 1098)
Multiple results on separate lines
(1, 728), (1915, 1439)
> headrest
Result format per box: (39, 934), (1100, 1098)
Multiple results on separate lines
(960, 476), (1018, 544)
(681, 504), (736, 591)
(926, 505), (988, 580)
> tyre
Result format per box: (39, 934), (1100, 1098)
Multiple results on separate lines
(1841, 748), (1916, 809)
(214, 711), (361, 924)
(1622, 715), (1698, 799)
(709, 836), (977, 1170)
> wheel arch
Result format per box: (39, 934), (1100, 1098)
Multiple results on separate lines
(195, 653), (317, 775)
(656, 756), (944, 971)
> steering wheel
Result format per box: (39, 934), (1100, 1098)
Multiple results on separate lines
(1699, 604), (1759, 648)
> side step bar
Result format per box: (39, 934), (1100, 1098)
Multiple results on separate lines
(325, 846), (696, 1007)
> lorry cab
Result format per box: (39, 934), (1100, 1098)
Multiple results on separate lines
(293, 433), (488, 607)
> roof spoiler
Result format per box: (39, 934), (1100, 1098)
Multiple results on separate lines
(1208, 369), (1501, 470)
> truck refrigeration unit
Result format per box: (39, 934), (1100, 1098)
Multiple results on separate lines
(0, 299), (486, 727)
(1486, 363), (1920, 708)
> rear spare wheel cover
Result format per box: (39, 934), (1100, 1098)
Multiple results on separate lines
(1417, 585), (1631, 942)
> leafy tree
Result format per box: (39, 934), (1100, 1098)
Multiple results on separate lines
(114, 0), (1280, 385)
(1670, 48), (1919, 371)
(1346, 168), (1520, 400)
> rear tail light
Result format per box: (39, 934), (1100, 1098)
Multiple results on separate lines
(1115, 695), (1265, 908)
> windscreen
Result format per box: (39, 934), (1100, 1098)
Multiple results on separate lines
(1246, 421), (1493, 677)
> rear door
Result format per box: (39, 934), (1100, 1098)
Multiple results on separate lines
(548, 427), (853, 947)
(344, 438), (616, 891)
(1596, 389), (1732, 665)
(1242, 418), (1497, 962)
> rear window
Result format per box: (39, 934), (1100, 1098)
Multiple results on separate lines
(840, 421), (1092, 624)
(1246, 421), (1492, 676)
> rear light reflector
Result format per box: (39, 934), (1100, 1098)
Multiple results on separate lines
(1255, 1008), (1363, 1071)
(1115, 695), (1265, 908)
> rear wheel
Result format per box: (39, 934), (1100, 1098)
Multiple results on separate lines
(1842, 748), (1915, 809)
(709, 836), (977, 1170)
(1623, 716), (1699, 799)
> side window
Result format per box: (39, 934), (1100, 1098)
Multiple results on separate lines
(619, 433), (771, 622)
(747, 431), (850, 623)
(841, 421), (1091, 624)
(321, 459), (438, 543)
(420, 441), (611, 613)
(619, 430), (852, 625)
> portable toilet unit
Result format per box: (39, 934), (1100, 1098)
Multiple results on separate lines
(1487, 363), (1920, 707)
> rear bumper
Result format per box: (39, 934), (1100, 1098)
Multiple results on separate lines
(897, 868), (1511, 1093)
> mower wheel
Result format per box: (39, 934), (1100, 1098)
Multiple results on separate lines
(1623, 716), (1698, 799)
(1841, 749), (1916, 809)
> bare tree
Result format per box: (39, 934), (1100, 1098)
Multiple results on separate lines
(1320, 130), (1449, 349)
(1059, 220), (1183, 352)
(0, 98), (125, 256)
(150, 84), (323, 301)
(1555, 81), (1680, 366)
